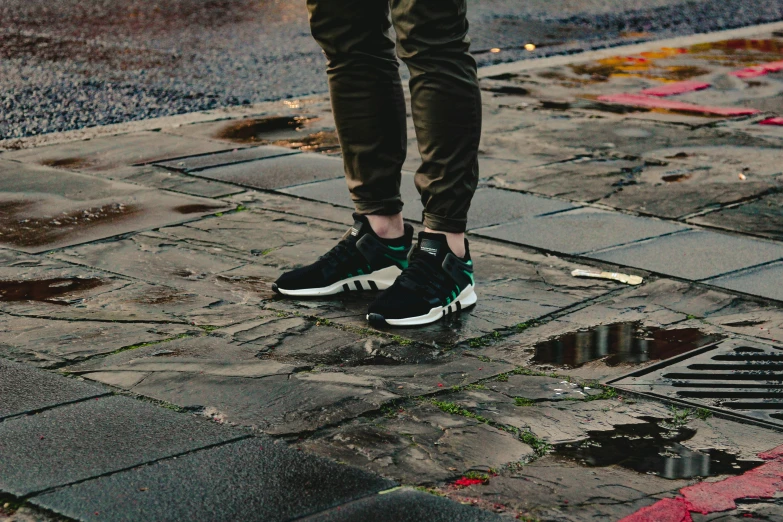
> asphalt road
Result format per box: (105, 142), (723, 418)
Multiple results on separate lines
(2, 0), (783, 140)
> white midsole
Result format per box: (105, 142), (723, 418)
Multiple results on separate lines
(275, 265), (402, 297)
(375, 285), (478, 326)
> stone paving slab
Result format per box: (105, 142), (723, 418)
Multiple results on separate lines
(283, 181), (577, 230)
(281, 173), (424, 222)
(119, 166), (246, 198)
(32, 437), (395, 522)
(590, 229), (783, 280)
(305, 488), (505, 522)
(0, 160), (233, 253)
(472, 207), (687, 255)
(707, 261), (783, 301)
(154, 145), (298, 172)
(0, 314), (194, 368)
(688, 192), (783, 241)
(0, 358), (106, 420)
(0, 395), (242, 496)
(189, 151), (345, 190)
(3, 131), (229, 172)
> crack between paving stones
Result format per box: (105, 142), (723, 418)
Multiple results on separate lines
(699, 256), (783, 282)
(0, 309), (190, 325)
(0, 392), (113, 424)
(23, 434), (252, 500)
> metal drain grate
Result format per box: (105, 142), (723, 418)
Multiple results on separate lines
(607, 338), (783, 431)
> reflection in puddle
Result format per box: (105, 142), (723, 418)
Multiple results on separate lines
(0, 200), (141, 248)
(214, 116), (340, 153)
(532, 322), (721, 368)
(0, 278), (103, 305)
(215, 116), (316, 143)
(269, 130), (341, 154)
(555, 422), (759, 479)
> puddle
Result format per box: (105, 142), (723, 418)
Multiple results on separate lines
(689, 39), (783, 66)
(555, 422), (760, 479)
(570, 57), (710, 83)
(0, 278), (104, 305)
(173, 204), (226, 214)
(532, 322), (722, 368)
(0, 200), (141, 248)
(662, 173), (692, 183)
(214, 116), (317, 143)
(40, 157), (96, 170)
(269, 130), (341, 154)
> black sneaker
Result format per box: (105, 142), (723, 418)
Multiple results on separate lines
(367, 232), (477, 326)
(272, 215), (413, 297)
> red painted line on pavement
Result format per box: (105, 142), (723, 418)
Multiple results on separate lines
(639, 81), (711, 97)
(759, 117), (783, 126)
(596, 93), (760, 116)
(730, 60), (783, 78)
(619, 444), (783, 522)
(619, 498), (694, 522)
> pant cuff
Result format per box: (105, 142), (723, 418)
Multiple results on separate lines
(353, 197), (404, 217)
(423, 212), (467, 233)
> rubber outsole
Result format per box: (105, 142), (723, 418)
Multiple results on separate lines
(272, 266), (401, 297)
(367, 286), (478, 327)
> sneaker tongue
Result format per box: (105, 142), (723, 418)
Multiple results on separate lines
(348, 214), (371, 239)
(417, 232), (447, 259)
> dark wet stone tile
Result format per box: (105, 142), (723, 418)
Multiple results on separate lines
(32, 437), (395, 522)
(0, 358), (106, 420)
(689, 192), (783, 241)
(0, 395), (241, 496)
(590, 230), (783, 280)
(707, 261), (783, 301)
(302, 401), (534, 485)
(0, 315), (193, 368)
(598, 159), (778, 219)
(130, 370), (398, 435)
(490, 158), (646, 203)
(191, 153), (344, 190)
(307, 489), (504, 522)
(472, 207), (687, 254)
(155, 145), (298, 172)
(488, 375), (599, 402)
(446, 456), (685, 521)
(0, 160), (233, 253)
(4, 131), (229, 172)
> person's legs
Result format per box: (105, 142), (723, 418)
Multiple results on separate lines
(273, 0), (414, 298)
(307, 0), (408, 224)
(392, 0), (482, 255)
(366, 0), (481, 326)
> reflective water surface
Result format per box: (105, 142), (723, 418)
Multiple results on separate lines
(532, 322), (722, 368)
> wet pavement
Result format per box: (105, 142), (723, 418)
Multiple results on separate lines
(3, 0), (783, 140)
(4, 27), (783, 522)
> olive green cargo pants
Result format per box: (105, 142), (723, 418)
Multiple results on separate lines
(306, 0), (482, 233)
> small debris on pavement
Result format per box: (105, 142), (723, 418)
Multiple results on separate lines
(571, 269), (643, 285)
(739, 173), (747, 180)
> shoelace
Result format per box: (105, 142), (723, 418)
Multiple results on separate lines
(318, 237), (357, 266)
(397, 247), (446, 296)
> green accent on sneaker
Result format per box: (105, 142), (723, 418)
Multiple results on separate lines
(446, 296), (452, 305)
(451, 290), (457, 301)
(356, 268), (364, 276)
(384, 254), (408, 269)
(464, 270), (475, 285)
(387, 245), (408, 251)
